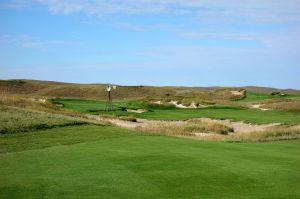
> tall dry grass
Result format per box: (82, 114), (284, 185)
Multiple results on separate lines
(136, 120), (234, 138)
(231, 125), (300, 142)
(135, 118), (300, 142)
(264, 100), (300, 112)
(0, 94), (83, 117)
(0, 105), (87, 134)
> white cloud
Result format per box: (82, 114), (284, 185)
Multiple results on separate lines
(32, 0), (300, 23)
(3, 0), (300, 47)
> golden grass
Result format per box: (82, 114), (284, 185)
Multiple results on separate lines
(136, 120), (234, 138)
(185, 120), (234, 135)
(134, 118), (300, 142)
(0, 95), (85, 118)
(0, 105), (87, 134)
(230, 125), (300, 142)
(264, 100), (300, 112)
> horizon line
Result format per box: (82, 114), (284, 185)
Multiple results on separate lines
(1, 78), (300, 91)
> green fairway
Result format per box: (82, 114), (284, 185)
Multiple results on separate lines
(51, 98), (146, 113)
(136, 107), (300, 123)
(0, 125), (299, 199)
(53, 98), (300, 124)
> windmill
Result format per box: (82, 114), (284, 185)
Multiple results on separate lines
(105, 84), (116, 111)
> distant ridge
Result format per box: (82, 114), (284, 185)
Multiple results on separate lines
(1, 79), (299, 100)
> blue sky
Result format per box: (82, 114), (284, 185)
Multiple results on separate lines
(0, 0), (300, 89)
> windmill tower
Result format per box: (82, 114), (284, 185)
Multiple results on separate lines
(105, 84), (116, 111)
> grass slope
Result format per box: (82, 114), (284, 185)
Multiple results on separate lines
(0, 125), (299, 198)
(0, 105), (86, 134)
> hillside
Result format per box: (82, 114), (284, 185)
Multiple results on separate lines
(0, 79), (193, 100)
(1, 79), (299, 100)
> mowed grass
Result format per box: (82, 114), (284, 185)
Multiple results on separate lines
(136, 107), (300, 123)
(52, 98), (128, 113)
(54, 98), (300, 124)
(0, 125), (299, 199)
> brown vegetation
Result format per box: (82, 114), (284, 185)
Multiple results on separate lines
(264, 100), (300, 112)
(4, 79), (297, 102)
(0, 94), (89, 119)
(0, 105), (87, 134)
(134, 119), (234, 138)
(232, 125), (300, 141)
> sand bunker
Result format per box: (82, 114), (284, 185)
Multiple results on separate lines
(251, 104), (269, 111)
(194, 118), (279, 133)
(230, 90), (245, 96)
(169, 101), (207, 109)
(153, 101), (162, 104)
(126, 109), (147, 113)
(88, 115), (280, 134)
(152, 100), (207, 109)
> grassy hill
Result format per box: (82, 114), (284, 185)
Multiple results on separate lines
(1, 79), (299, 100)
(0, 79), (195, 100)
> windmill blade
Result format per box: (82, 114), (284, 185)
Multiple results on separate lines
(106, 84), (112, 92)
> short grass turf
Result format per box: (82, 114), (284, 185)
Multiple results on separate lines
(136, 107), (300, 123)
(0, 125), (300, 199)
(54, 98), (300, 124)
